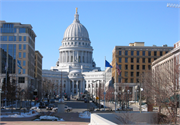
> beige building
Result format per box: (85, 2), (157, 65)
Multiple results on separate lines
(0, 21), (42, 92)
(152, 41), (180, 105)
(112, 42), (173, 100)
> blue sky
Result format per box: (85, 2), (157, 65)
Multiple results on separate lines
(0, 0), (179, 71)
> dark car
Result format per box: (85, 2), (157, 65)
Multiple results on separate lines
(44, 102), (49, 106)
(50, 99), (55, 103)
(84, 98), (89, 103)
(46, 104), (55, 110)
(39, 102), (46, 108)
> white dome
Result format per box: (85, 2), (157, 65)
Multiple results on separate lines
(63, 9), (89, 40)
(63, 23), (89, 39)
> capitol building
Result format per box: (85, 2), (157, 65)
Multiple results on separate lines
(42, 8), (112, 97)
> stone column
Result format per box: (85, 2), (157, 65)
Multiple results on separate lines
(68, 51), (71, 62)
(72, 80), (74, 96)
(65, 80), (68, 94)
(81, 51), (83, 63)
(66, 51), (68, 63)
(77, 51), (79, 62)
(76, 81), (78, 96)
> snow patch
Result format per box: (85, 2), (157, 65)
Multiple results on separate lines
(0, 111), (39, 118)
(79, 111), (91, 119)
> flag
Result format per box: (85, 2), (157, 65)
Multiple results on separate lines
(5, 61), (8, 71)
(116, 63), (121, 75)
(17, 60), (22, 69)
(105, 60), (113, 68)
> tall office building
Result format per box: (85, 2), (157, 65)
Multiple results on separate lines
(112, 42), (173, 100)
(34, 51), (43, 98)
(0, 20), (38, 90)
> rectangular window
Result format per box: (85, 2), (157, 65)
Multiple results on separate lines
(131, 51), (134, 56)
(130, 78), (134, 83)
(24, 36), (26, 41)
(142, 58), (145, 63)
(136, 79), (139, 83)
(23, 44), (26, 50)
(125, 65), (128, 70)
(19, 28), (26, 33)
(148, 65), (151, 70)
(14, 36), (16, 41)
(148, 51), (151, 56)
(119, 65), (121, 70)
(131, 72), (134, 77)
(18, 77), (25, 83)
(125, 79), (128, 83)
(125, 51), (128, 56)
(148, 58), (151, 63)
(2, 36), (7, 41)
(143, 51), (145, 56)
(23, 52), (26, 58)
(137, 58), (139, 63)
(19, 44), (22, 50)
(137, 65), (139, 70)
(23, 69), (26, 74)
(154, 51), (157, 56)
(9, 36), (13, 41)
(131, 65), (134, 70)
(137, 51), (139, 56)
(131, 58), (133, 63)
(18, 69), (21, 74)
(119, 51), (121, 55)
(118, 78), (121, 83)
(125, 58), (128, 63)
(136, 72), (139, 77)
(166, 51), (168, 54)
(154, 58), (157, 60)
(23, 60), (26, 66)
(160, 51), (163, 56)
(119, 58), (121, 63)
(19, 36), (22, 41)
(125, 72), (128, 77)
(19, 52), (21, 58)
(142, 65), (145, 70)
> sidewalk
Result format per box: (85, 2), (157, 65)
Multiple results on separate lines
(0, 121), (89, 125)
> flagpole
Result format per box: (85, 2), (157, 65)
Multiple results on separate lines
(104, 56), (106, 111)
(115, 57), (117, 111)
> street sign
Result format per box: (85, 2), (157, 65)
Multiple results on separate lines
(1, 91), (4, 93)
(96, 97), (99, 100)
(103, 92), (106, 95)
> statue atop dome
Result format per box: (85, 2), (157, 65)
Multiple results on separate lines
(76, 7), (78, 14)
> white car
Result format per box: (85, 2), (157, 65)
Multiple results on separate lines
(52, 105), (72, 112)
(65, 105), (72, 112)
(30, 106), (40, 112)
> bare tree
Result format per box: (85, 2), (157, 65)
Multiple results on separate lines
(143, 55), (180, 124)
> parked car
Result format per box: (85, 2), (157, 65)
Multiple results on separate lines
(39, 102), (46, 108)
(50, 99), (55, 103)
(46, 104), (55, 110)
(44, 102), (49, 106)
(84, 98), (89, 103)
(30, 106), (40, 112)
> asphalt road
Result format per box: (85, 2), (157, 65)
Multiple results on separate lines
(35, 99), (92, 113)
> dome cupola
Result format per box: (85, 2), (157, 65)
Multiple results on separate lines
(63, 8), (89, 40)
